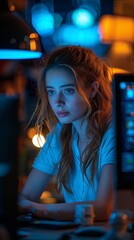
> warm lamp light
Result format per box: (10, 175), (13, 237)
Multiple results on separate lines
(110, 67), (129, 75)
(32, 134), (46, 148)
(110, 42), (133, 56)
(0, 0), (42, 60)
(108, 67), (130, 82)
(99, 14), (134, 43)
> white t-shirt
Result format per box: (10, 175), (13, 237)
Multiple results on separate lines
(32, 123), (116, 202)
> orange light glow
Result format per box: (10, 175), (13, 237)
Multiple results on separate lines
(30, 33), (38, 39)
(40, 191), (57, 204)
(40, 191), (52, 199)
(27, 128), (36, 139)
(110, 42), (133, 55)
(30, 40), (37, 51)
(29, 33), (39, 51)
(110, 67), (129, 75)
(108, 67), (129, 81)
(99, 15), (134, 43)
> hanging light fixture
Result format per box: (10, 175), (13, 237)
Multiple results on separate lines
(0, 0), (43, 60)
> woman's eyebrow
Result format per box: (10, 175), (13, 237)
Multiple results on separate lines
(46, 84), (75, 88)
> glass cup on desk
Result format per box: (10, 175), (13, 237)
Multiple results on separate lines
(74, 204), (95, 226)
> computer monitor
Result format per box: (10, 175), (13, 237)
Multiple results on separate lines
(112, 73), (134, 190)
(0, 94), (19, 240)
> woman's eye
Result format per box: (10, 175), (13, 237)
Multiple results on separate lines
(64, 88), (75, 95)
(47, 90), (55, 96)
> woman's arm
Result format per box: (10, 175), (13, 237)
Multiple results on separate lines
(27, 164), (115, 221)
(18, 168), (52, 214)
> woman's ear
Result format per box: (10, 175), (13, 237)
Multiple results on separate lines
(90, 81), (99, 99)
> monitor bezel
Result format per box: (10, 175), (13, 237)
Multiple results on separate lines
(112, 73), (134, 190)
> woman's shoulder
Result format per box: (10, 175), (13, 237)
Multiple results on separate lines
(103, 122), (115, 140)
(99, 122), (115, 150)
(45, 123), (62, 148)
(98, 122), (116, 166)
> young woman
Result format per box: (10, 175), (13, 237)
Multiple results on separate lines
(18, 46), (115, 221)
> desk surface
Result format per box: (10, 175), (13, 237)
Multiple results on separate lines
(17, 221), (133, 240)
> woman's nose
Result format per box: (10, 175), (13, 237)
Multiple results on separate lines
(55, 92), (65, 106)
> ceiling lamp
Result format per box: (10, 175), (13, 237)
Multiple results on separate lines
(0, 0), (43, 60)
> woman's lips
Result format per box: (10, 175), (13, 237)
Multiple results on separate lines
(56, 111), (69, 117)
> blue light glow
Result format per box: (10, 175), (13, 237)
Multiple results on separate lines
(72, 8), (95, 28)
(53, 24), (101, 47)
(0, 163), (11, 177)
(120, 82), (126, 89)
(0, 50), (42, 60)
(126, 89), (134, 99)
(32, 3), (54, 36)
(54, 13), (63, 28)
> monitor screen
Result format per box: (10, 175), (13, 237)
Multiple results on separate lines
(112, 73), (134, 190)
(0, 94), (19, 239)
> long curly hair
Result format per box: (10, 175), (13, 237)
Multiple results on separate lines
(32, 45), (112, 193)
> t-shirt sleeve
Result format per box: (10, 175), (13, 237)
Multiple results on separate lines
(32, 125), (61, 175)
(99, 124), (116, 168)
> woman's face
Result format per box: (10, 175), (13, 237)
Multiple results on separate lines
(45, 68), (89, 124)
